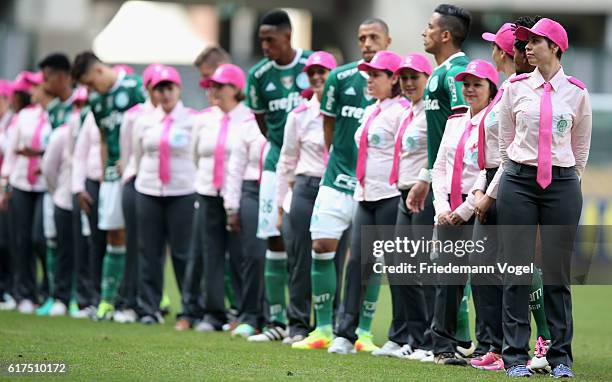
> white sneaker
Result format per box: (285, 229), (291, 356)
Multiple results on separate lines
(406, 348), (431, 360)
(17, 299), (35, 314)
(393, 344), (414, 358)
(247, 325), (287, 342)
(456, 342), (476, 358)
(70, 305), (96, 319)
(49, 301), (67, 316)
(114, 309), (137, 324)
(372, 341), (402, 357)
(419, 351), (435, 362)
(194, 321), (216, 333)
(282, 334), (305, 345)
(0, 293), (16, 310)
(328, 337), (356, 355)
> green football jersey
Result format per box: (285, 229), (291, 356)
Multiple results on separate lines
(88, 73), (146, 180)
(47, 94), (76, 130)
(423, 52), (470, 168)
(245, 48), (312, 172)
(319, 61), (374, 194)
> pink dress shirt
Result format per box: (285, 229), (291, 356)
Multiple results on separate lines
(71, 111), (103, 194)
(276, 95), (326, 206)
(432, 108), (486, 222)
(497, 66), (591, 186)
(223, 114), (266, 212)
(120, 100), (155, 183)
(1, 105), (51, 192)
(42, 125), (72, 210)
(396, 99), (428, 190)
(133, 101), (196, 197)
(192, 102), (252, 197)
(353, 97), (407, 202)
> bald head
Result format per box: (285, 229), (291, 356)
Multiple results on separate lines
(358, 18), (391, 62)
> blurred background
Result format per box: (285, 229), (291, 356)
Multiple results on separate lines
(0, 0), (611, 225)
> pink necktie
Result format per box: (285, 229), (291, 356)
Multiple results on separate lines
(213, 113), (230, 190)
(355, 105), (382, 186)
(159, 115), (172, 184)
(389, 109), (414, 185)
(537, 82), (553, 189)
(450, 119), (475, 211)
(477, 89), (504, 170)
(27, 111), (47, 185)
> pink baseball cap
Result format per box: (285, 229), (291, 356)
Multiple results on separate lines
(455, 59), (499, 87)
(143, 63), (164, 87)
(74, 86), (88, 103)
(150, 66), (182, 88)
(0, 79), (13, 97)
(358, 51), (402, 73)
(12, 71), (43, 93)
(515, 18), (568, 52)
(395, 53), (433, 76)
(304, 51), (337, 72)
(113, 64), (135, 75)
(200, 64), (246, 91)
(482, 23), (515, 57)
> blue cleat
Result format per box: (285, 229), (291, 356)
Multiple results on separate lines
(550, 364), (574, 378)
(506, 365), (533, 377)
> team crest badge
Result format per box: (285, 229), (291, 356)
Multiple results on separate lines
(556, 119), (569, 135)
(281, 76), (294, 90)
(114, 91), (129, 109)
(296, 72), (309, 89)
(428, 76), (439, 92)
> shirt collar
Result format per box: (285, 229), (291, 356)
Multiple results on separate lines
(157, 100), (185, 122)
(529, 66), (565, 91)
(271, 49), (303, 70)
(108, 70), (126, 93)
(227, 102), (248, 120)
(434, 51), (466, 71)
(412, 98), (424, 115)
(376, 96), (400, 111)
(469, 106), (487, 125)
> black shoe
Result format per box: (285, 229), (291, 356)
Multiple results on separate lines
(434, 352), (468, 366)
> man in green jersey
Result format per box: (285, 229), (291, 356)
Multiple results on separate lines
(291, 19), (391, 353)
(407, 4), (475, 366)
(35, 53), (79, 317)
(244, 10), (312, 343)
(72, 51), (146, 321)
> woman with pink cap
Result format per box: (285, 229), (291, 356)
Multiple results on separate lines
(496, 18), (591, 378)
(132, 66), (197, 324)
(112, 63), (163, 324)
(0, 71), (53, 314)
(327, 50), (408, 355)
(429, 59), (499, 366)
(191, 63), (252, 332)
(372, 52), (436, 360)
(261, 51), (337, 344)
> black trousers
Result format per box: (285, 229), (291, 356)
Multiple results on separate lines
(388, 187), (434, 348)
(179, 199), (206, 321)
(136, 192), (195, 318)
(72, 194), (96, 307)
(497, 161), (581, 369)
(285, 175), (321, 337)
(53, 206), (74, 305)
(85, 179), (106, 303)
(237, 181), (267, 329)
(431, 194), (475, 355)
(117, 179), (138, 310)
(335, 195), (401, 343)
(471, 168), (503, 354)
(0, 204), (12, 298)
(11, 188), (47, 302)
(199, 194), (244, 328)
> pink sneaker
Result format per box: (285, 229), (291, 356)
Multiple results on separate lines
(528, 336), (551, 373)
(470, 352), (501, 369)
(482, 358), (505, 371)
